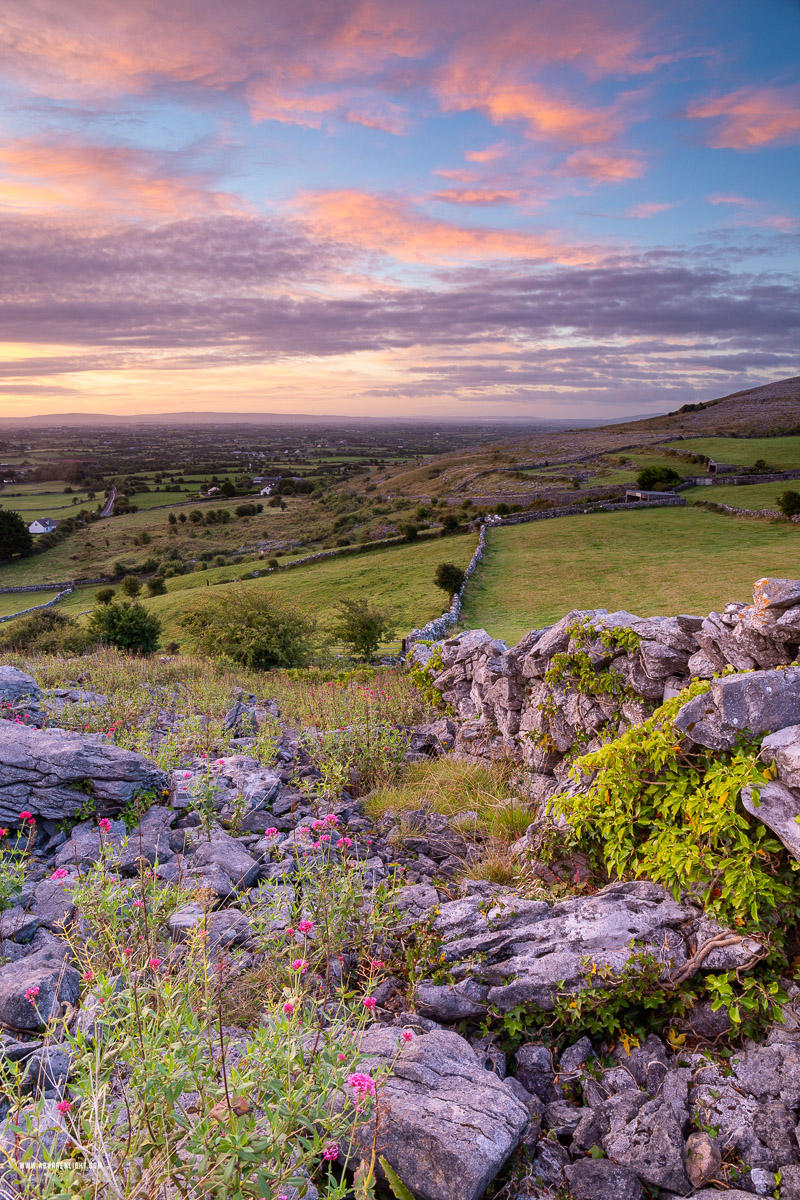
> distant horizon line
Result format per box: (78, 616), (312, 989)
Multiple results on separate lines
(0, 408), (663, 427)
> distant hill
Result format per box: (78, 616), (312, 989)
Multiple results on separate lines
(0, 410), (624, 429)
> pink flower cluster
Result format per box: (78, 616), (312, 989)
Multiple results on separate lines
(50, 868), (69, 881)
(24, 986), (39, 1004)
(322, 1141), (339, 1162)
(297, 920), (313, 934)
(291, 959), (308, 973)
(347, 1072), (376, 1102)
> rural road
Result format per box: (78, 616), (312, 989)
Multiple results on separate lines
(99, 485), (117, 517)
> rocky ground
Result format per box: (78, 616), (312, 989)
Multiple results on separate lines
(2, 577), (800, 1198)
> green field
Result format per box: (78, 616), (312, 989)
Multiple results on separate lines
(0, 590), (60, 618)
(459, 507), (800, 644)
(682, 480), (797, 509)
(663, 436), (800, 470)
(589, 451), (696, 486)
(57, 533), (476, 649)
(128, 490), (190, 509)
(0, 488), (98, 521)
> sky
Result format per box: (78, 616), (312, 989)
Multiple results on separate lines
(0, 0), (799, 420)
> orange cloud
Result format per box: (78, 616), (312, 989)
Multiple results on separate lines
(0, 139), (234, 217)
(560, 150), (646, 182)
(686, 86), (800, 149)
(465, 144), (508, 163)
(298, 188), (596, 264)
(435, 67), (626, 145)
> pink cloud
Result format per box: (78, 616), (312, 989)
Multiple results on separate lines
(628, 202), (673, 218)
(706, 193), (796, 232)
(465, 144), (508, 164)
(0, 138), (235, 217)
(686, 86), (800, 149)
(432, 188), (522, 207)
(298, 188), (598, 264)
(560, 150), (646, 182)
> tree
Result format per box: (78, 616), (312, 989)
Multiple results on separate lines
(434, 562), (466, 596)
(121, 575), (142, 598)
(220, 479), (236, 497)
(400, 522), (418, 542)
(330, 597), (396, 661)
(0, 511), (33, 559)
(95, 587), (115, 605)
(635, 466), (682, 491)
(180, 588), (316, 670)
(86, 601), (161, 654)
(146, 576), (167, 596)
(777, 490), (800, 518)
(168, 513), (177, 525)
(441, 513), (460, 534)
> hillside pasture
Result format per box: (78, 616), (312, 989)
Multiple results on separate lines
(459, 506), (800, 644)
(662, 436), (800, 471)
(682, 480), (800, 509)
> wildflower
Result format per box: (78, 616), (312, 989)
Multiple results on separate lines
(283, 1001), (295, 1015)
(183, 771), (191, 779)
(24, 986), (39, 1004)
(133, 899), (143, 908)
(82, 971), (94, 982)
(401, 1030), (414, 1043)
(336, 837), (353, 849)
(322, 1142), (339, 1162)
(98, 818), (112, 833)
(148, 957), (162, 970)
(348, 1072), (376, 1098)
(56, 1100), (72, 1115)
(291, 959), (307, 973)
(337, 1052), (346, 1061)
(123, 947), (133, 956)
(297, 920), (313, 934)
(18, 811), (34, 824)
(324, 813), (338, 825)
(50, 868), (69, 881)
(370, 959), (384, 970)
(362, 997), (377, 1010)
(285, 926), (294, 936)
(0, 828), (7, 837)
(319, 833), (331, 842)
(264, 827), (278, 837)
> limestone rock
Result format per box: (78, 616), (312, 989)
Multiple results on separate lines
(348, 1026), (529, 1200)
(674, 666), (800, 750)
(0, 948), (80, 1031)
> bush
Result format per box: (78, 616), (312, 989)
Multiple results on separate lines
(400, 523), (418, 542)
(146, 576), (167, 596)
(434, 562), (465, 596)
(120, 575), (142, 598)
(180, 588), (316, 669)
(440, 513), (460, 533)
(0, 510), (33, 559)
(635, 465), (682, 491)
(777, 490), (800, 518)
(0, 609), (92, 654)
(330, 597), (396, 661)
(86, 601), (162, 654)
(95, 587), (115, 605)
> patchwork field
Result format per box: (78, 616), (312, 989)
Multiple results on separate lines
(682, 480), (799, 508)
(459, 506), (800, 644)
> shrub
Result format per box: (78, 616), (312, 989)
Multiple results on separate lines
(777, 489), (800, 518)
(434, 562), (465, 596)
(95, 587), (115, 605)
(635, 465), (682, 491)
(330, 597), (397, 661)
(120, 575), (142, 598)
(180, 588), (316, 670)
(86, 601), (162, 655)
(400, 522), (418, 542)
(0, 609), (92, 654)
(146, 576), (167, 596)
(0, 510), (33, 559)
(440, 513), (460, 533)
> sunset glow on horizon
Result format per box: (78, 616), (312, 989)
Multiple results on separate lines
(0, 0), (798, 420)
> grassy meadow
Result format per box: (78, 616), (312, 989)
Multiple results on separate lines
(663, 435), (800, 470)
(682, 480), (799, 508)
(459, 506), (800, 644)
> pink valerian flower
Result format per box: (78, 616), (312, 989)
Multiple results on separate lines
(148, 958), (162, 970)
(283, 1001), (295, 1015)
(123, 948), (133, 956)
(322, 1141), (339, 1162)
(0, 828), (8, 837)
(319, 833), (331, 843)
(324, 813), (338, 825)
(297, 921), (313, 934)
(56, 1100), (72, 1115)
(370, 960), (384, 970)
(337, 1052), (346, 1061)
(264, 827), (278, 838)
(82, 971), (94, 982)
(132, 899), (143, 908)
(362, 997), (377, 1010)
(24, 987), (39, 1004)
(50, 868), (69, 881)
(401, 1030), (414, 1043)
(291, 959), (307, 973)
(182, 772), (191, 779)
(348, 1072), (376, 1098)
(336, 837), (353, 849)
(98, 818), (112, 833)
(285, 926), (295, 937)
(18, 811), (34, 824)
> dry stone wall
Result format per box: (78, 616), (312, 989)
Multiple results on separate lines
(410, 576), (800, 798)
